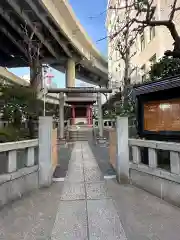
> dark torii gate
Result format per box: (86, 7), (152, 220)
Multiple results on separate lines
(48, 87), (112, 140)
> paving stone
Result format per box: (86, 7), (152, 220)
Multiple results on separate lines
(60, 182), (85, 200)
(106, 181), (180, 240)
(86, 182), (110, 199)
(84, 168), (103, 182)
(66, 169), (84, 183)
(87, 199), (127, 240)
(51, 200), (88, 240)
(68, 165), (83, 173)
(0, 183), (64, 240)
(84, 162), (98, 169)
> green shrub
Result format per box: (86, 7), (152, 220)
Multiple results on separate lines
(149, 56), (180, 81)
(0, 126), (30, 143)
(0, 126), (19, 143)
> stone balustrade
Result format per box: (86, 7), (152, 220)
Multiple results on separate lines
(109, 117), (180, 207)
(93, 119), (116, 128)
(128, 138), (180, 206)
(0, 139), (38, 173)
(0, 139), (39, 207)
(129, 139), (180, 175)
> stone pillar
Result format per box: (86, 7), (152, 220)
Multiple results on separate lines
(86, 105), (90, 125)
(116, 117), (129, 184)
(88, 106), (91, 125)
(38, 116), (53, 187)
(66, 58), (75, 87)
(90, 106), (93, 125)
(72, 105), (75, 125)
(59, 92), (64, 139)
(89, 106), (91, 125)
(97, 92), (103, 138)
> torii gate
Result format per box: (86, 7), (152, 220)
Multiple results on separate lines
(48, 87), (112, 140)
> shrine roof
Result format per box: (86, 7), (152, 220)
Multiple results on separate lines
(133, 75), (180, 96)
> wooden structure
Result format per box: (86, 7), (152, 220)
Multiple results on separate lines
(48, 87), (112, 139)
(65, 90), (96, 125)
(134, 75), (180, 141)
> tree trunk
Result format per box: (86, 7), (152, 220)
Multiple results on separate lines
(123, 1), (131, 110)
(30, 62), (42, 90)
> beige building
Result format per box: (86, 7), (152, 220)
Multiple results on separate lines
(106, 0), (180, 93)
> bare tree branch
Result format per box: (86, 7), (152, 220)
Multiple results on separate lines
(106, 0), (180, 57)
(170, 0), (178, 20)
(20, 22), (43, 88)
(109, 4), (134, 10)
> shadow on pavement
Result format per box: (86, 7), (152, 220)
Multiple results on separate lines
(53, 142), (74, 179)
(88, 140), (116, 177)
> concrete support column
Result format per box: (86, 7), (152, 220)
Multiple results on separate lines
(59, 92), (64, 139)
(38, 116), (53, 187)
(66, 58), (75, 87)
(97, 92), (103, 138)
(116, 117), (129, 184)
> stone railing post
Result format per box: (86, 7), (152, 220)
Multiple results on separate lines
(7, 150), (17, 173)
(116, 116), (129, 183)
(132, 146), (141, 164)
(38, 116), (53, 187)
(148, 148), (157, 168)
(170, 151), (180, 174)
(26, 147), (35, 167)
(59, 92), (64, 140)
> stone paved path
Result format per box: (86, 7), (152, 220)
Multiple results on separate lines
(1, 141), (180, 239)
(51, 141), (127, 239)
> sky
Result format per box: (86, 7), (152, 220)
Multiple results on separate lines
(9, 0), (108, 88)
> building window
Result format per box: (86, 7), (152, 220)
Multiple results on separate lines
(140, 31), (145, 51)
(149, 54), (156, 65)
(141, 64), (146, 82)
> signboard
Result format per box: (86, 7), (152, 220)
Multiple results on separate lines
(144, 98), (180, 132)
(134, 75), (180, 140)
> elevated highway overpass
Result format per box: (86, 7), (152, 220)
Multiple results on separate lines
(0, 67), (60, 105)
(0, 0), (108, 87)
